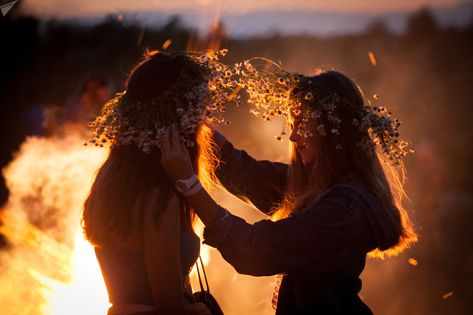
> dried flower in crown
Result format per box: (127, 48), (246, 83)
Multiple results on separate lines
(242, 58), (300, 121)
(86, 50), (243, 153)
(355, 99), (413, 164)
(241, 63), (413, 165)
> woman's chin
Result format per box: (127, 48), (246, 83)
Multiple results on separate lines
(300, 152), (316, 166)
(300, 155), (313, 166)
(302, 160), (314, 167)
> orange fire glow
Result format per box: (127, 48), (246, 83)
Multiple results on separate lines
(368, 51), (377, 66)
(442, 291), (454, 299)
(0, 127), (109, 315)
(0, 14), (282, 313)
(30, 232), (109, 315)
(0, 125), (224, 314)
(162, 39), (173, 50)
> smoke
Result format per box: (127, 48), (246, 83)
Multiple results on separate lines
(0, 126), (108, 315)
(0, 121), (280, 315)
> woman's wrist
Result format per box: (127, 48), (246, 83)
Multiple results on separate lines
(184, 187), (220, 227)
(175, 174), (202, 197)
(173, 174), (220, 227)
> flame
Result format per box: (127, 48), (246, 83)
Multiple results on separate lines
(0, 120), (264, 315)
(0, 126), (108, 315)
(186, 0), (225, 51)
(0, 124), (225, 314)
(30, 232), (109, 315)
(0, 11), (279, 311)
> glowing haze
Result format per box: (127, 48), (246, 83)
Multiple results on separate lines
(22, 0), (463, 17)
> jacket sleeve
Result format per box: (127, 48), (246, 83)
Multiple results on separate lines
(203, 188), (365, 276)
(215, 140), (288, 215)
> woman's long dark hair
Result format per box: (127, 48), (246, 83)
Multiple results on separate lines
(82, 52), (216, 247)
(277, 70), (417, 257)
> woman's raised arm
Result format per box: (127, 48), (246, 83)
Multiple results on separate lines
(212, 130), (288, 214)
(160, 126), (363, 276)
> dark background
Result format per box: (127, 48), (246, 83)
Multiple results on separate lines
(1, 2), (472, 315)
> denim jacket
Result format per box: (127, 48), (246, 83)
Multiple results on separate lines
(203, 141), (400, 314)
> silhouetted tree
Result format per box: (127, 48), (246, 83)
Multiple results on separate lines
(406, 7), (438, 39)
(364, 19), (392, 38)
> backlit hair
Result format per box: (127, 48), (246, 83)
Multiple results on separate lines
(276, 70), (417, 258)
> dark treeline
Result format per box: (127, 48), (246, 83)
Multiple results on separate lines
(0, 14), (192, 207)
(0, 7), (472, 315)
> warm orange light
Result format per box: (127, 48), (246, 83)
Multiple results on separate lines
(32, 232), (110, 315)
(0, 128), (108, 315)
(408, 258), (419, 266)
(368, 51), (377, 66)
(197, 124), (220, 192)
(162, 39), (172, 50)
(186, 1), (225, 52)
(442, 291), (454, 299)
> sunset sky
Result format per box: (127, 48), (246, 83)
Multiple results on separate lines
(17, 0), (473, 36)
(21, 0), (467, 17)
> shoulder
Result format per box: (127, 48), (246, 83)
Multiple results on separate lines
(323, 180), (373, 211)
(301, 178), (374, 225)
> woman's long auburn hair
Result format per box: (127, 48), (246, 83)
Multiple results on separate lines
(276, 70), (417, 258)
(81, 52), (218, 247)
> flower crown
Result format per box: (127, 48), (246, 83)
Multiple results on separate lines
(87, 50), (242, 153)
(243, 64), (413, 164)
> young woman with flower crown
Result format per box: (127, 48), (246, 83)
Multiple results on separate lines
(81, 50), (239, 315)
(160, 70), (418, 314)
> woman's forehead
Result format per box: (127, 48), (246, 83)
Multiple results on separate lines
(289, 103), (310, 120)
(288, 110), (299, 122)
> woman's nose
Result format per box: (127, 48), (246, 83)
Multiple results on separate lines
(289, 127), (298, 143)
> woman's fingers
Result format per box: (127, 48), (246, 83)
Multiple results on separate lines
(179, 134), (188, 153)
(159, 125), (194, 181)
(161, 125), (179, 156)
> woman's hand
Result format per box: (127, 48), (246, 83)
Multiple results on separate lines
(161, 125), (220, 227)
(160, 125), (194, 181)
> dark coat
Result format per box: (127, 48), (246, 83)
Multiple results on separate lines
(203, 141), (400, 314)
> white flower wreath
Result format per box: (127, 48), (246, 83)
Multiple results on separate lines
(87, 50), (242, 153)
(242, 63), (413, 164)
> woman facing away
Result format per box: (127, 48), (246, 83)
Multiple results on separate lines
(81, 51), (227, 315)
(160, 70), (418, 314)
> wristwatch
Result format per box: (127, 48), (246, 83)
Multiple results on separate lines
(175, 174), (202, 196)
